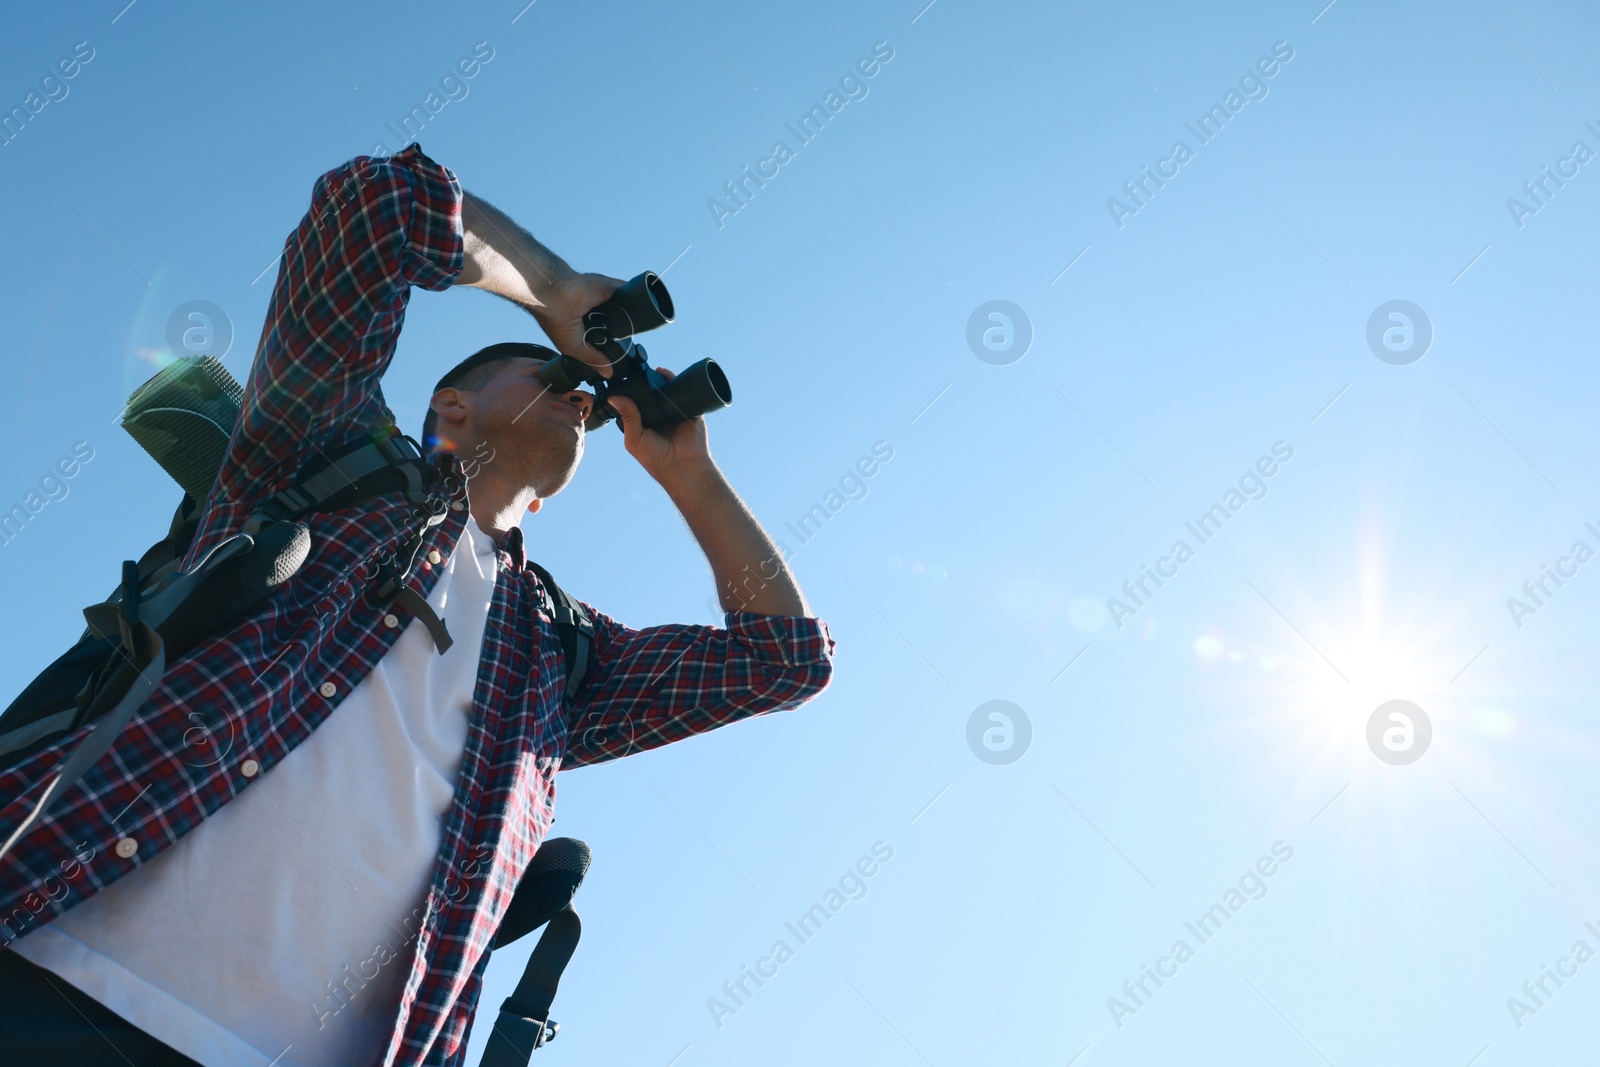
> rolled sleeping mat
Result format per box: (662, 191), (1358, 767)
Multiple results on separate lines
(122, 355), (244, 502)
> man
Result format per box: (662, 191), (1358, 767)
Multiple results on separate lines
(0, 144), (835, 1066)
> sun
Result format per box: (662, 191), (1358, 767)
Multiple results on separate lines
(1192, 506), (1516, 822)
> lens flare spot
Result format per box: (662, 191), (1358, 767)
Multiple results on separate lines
(1068, 596), (1108, 632)
(1473, 707), (1517, 738)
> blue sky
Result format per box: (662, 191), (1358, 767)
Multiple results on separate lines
(3, 0), (1600, 1064)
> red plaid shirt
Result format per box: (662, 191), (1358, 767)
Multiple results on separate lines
(0, 144), (835, 1066)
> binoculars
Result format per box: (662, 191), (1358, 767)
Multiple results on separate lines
(538, 272), (732, 432)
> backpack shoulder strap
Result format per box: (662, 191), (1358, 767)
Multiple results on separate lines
(522, 561), (594, 710)
(251, 434), (432, 530)
(480, 837), (591, 1065)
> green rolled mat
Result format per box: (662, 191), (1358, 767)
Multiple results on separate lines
(122, 355), (245, 502)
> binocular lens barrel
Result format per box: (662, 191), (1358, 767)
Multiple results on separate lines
(587, 271), (674, 342)
(534, 272), (731, 431)
(653, 358), (731, 427)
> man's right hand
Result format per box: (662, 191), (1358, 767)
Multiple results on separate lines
(458, 190), (623, 378)
(533, 270), (625, 379)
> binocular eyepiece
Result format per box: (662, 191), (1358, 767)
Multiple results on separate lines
(539, 272), (732, 432)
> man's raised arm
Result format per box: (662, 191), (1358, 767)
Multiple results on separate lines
(605, 367), (811, 618)
(667, 462), (811, 617)
(456, 191), (621, 377)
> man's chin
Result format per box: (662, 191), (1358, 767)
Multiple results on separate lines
(537, 442), (584, 497)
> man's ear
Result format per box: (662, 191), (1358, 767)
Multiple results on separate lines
(431, 387), (469, 424)
(526, 497), (543, 515)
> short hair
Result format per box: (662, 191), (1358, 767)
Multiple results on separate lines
(421, 341), (559, 455)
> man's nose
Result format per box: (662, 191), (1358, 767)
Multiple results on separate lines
(563, 389), (593, 423)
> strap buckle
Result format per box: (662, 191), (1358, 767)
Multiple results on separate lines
(479, 1012), (557, 1066)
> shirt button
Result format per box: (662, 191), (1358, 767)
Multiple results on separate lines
(241, 759), (260, 778)
(383, 613), (400, 628)
(319, 682), (337, 698)
(427, 550), (442, 565)
(450, 501), (466, 512)
(114, 837), (138, 859)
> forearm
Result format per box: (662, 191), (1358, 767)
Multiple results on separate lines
(456, 191), (573, 312)
(454, 190), (622, 375)
(663, 463), (811, 617)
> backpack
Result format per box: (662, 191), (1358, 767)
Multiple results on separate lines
(0, 356), (593, 1063)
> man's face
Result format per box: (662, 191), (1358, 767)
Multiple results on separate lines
(465, 357), (595, 497)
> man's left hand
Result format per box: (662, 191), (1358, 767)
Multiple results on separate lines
(606, 368), (714, 490)
(608, 373), (810, 617)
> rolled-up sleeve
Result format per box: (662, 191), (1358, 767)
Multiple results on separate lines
(560, 609), (836, 768)
(186, 144), (464, 568)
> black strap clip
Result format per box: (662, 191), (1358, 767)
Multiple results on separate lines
(373, 539), (453, 655)
(480, 1013), (558, 1066)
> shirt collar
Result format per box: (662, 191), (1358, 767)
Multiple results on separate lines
(495, 523), (528, 571)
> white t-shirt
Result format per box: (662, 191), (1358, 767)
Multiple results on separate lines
(16, 517), (501, 1067)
